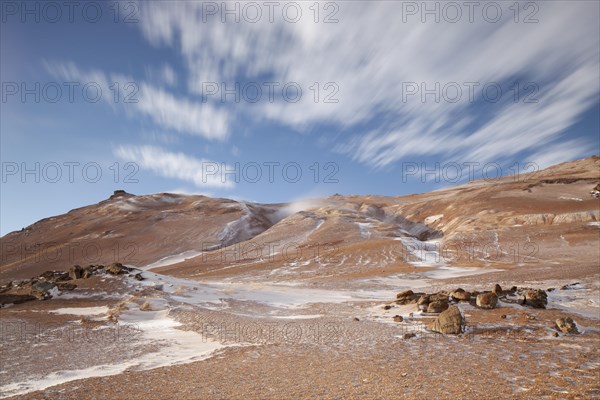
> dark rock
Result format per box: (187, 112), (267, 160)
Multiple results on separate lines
(476, 292), (498, 309)
(492, 284), (502, 295)
(560, 283), (581, 290)
(429, 292), (449, 302)
(69, 265), (83, 280)
(510, 286), (518, 292)
(134, 273), (144, 281)
(417, 295), (430, 311)
(383, 305), (392, 310)
(395, 290), (421, 305)
(500, 314), (507, 319)
(523, 289), (548, 309)
(555, 317), (579, 334)
(450, 288), (471, 301)
(429, 306), (463, 334)
(57, 282), (77, 291)
(427, 300), (449, 313)
(552, 331), (559, 337)
(396, 290), (414, 299)
(353, 317), (360, 321)
(547, 288), (555, 292)
(403, 333), (416, 339)
(393, 315), (403, 322)
(31, 281), (57, 300)
(106, 263), (130, 275)
(82, 267), (94, 279)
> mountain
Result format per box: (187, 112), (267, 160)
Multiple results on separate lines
(1, 157), (598, 284)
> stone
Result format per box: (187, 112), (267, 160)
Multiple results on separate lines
(396, 290), (414, 299)
(31, 281), (57, 300)
(560, 283), (581, 290)
(429, 292), (449, 302)
(353, 317), (360, 321)
(555, 317), (579, 334)
(429, 306), (463, 335)
(106, 263), (129, 275)
(57, 282), (77, 291)
(500, 314), (507, 319)
(403, 333), (416, 339)
(417, 295), (430, 311)
(82, 267), (94, 279)
(69, 265), (83, 280)
(510, 286), (518, 292)
(383, 305), (392, 310)
(427, 300), (449, 313)
(395, 290), (421, 305)
(450, 288), (471, 301)
(523, 289), (548, 309)
(393, 315), (403, 322)
(134, 273), (144, 281)
(492, 284), (502, 295)
(476, 292), (498, 309)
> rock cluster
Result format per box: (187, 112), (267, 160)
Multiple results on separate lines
(0, 263), (141, 306)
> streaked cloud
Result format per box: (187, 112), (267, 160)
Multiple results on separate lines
(114, 145), (235, 189)
(44, 61), (229, 141)
(136, 1), (599, 166)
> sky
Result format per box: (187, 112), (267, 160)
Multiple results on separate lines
(1, 0), (599, 235)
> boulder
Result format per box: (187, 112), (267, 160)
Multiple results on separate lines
(555, 317), (579, 334)
(427, 300), (449, 313)
(57, 282), (77, 291)
(395, 290), (420, 305)
(396, 290), (413, 299)
(523, 289), (548, 309)
(417, 295), (430, 311)
(476, 292), (498, 309)
(106, 263), (129, 275)
(429, 306), (463, 334)
(450, 288), (470, 301)
(492, 284), (502, 295)
(69, 265), (83, 280)
(429, 292), (449, 302)
(31, 281), (57, 300)
(82, 267), (94, 279)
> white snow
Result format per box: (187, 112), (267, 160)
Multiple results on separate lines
(424, 214), (443, 225)
(558, 196), (583, 201)
(49, 306), (109, 316)
(142, 250), (203, 270)
(0, 301), (229, 398)
(356, 222), (373, 238)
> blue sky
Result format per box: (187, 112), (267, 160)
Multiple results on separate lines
(1, 1), (599, 235)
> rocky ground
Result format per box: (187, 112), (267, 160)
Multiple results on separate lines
(0, 260), (598, 399)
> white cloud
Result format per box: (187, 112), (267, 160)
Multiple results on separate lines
(44, 61), (229, 141)
(136, 1), (599, 166)
(114, 145), (235, 189)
